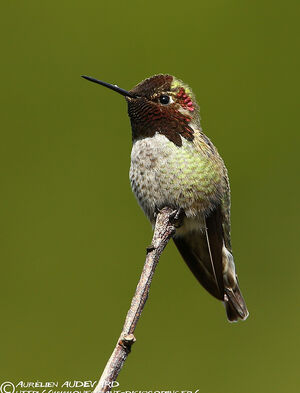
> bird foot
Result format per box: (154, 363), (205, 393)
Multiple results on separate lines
(169, 207), (185, 228)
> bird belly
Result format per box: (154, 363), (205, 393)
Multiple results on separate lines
(130, 134), (224, 229)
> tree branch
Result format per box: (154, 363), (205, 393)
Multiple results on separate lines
(93, 207), (179, 393)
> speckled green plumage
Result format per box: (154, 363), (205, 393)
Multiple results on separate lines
(130, 130), (227, 225)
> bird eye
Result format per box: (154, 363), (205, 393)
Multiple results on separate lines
(159, 95), (170, 105)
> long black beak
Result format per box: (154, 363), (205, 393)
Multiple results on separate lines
(81, 75), (136, 98)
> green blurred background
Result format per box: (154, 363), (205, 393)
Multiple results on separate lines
(1, 1), (299, 392)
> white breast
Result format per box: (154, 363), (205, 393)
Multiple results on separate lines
(130, 134), (177, 223)
(129, 132), (221, 231)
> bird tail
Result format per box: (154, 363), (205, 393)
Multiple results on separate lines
(224, 282), (249, 322)
(173, 206), (249, 322)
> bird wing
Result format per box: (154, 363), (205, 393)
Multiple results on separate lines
(173, 205), (225, 301)
(173, 199), (249, 321)
(220, 172), (232, 252)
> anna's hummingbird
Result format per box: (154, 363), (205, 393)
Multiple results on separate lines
(82, 74), (249, 322)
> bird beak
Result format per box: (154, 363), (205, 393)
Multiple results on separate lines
(81, 75), (136, 98)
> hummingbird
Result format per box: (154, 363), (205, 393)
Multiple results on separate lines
(82, 74), (249, 322)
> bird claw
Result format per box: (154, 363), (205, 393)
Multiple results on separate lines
(154, 206), (185, 228)
(169, 207), (185, 228)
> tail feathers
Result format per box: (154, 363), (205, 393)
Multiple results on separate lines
(173, 205), (249, 323)
(224, 284), (249, 322)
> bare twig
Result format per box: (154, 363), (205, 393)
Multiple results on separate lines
(93, 207), (179, 393)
